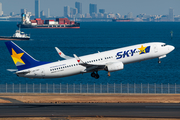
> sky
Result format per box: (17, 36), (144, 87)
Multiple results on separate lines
(0, 0), (180, 17)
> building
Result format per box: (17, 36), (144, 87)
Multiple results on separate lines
(169, 8), (174, 21)
(89, 3), (97, 16)
(35, 0), (40, 18)
(47, 8), (50, 18)
(21, 9), (26, 14)
(98, 13), (104, 18)
(92, 13), (97, 18)
(64, 6), (70, 18)
(10, 12), (14, 16)
(115, 13), (121, 18)
(75, 2), (82, 14)
(70, 8), (77, 18)
(85, 13), (91, 18)
(99, 9), (105, 14)
(0, 2), (2, 16)
(40, 10), (44, 17)
(127, 12), (133, 18)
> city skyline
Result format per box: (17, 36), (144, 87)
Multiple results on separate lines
(0, 0), (179, 17)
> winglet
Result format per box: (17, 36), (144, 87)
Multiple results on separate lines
(55, 47), (66, 57)
(55, 47), (73, 60)
(73, 54), (84, 64)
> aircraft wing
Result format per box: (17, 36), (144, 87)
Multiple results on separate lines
(55, 47), (73, 60)
(73, 54), (105, 72)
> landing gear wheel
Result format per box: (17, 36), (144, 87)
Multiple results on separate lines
(91, 72), (96, 77)
(91, 71), (99, 79)
(94, 74), (99, 79)
(158, 60), (161, 64)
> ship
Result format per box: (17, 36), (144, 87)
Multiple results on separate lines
(112, 18), (130, 22)
(0, 29), (30, 40)
(17, 12), (80, 29)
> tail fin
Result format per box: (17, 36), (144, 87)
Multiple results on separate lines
(5, 41), (49, 71)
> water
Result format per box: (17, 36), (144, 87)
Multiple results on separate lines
(0, 21), (179, 84)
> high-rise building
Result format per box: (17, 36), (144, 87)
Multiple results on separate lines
(21, 9), (26, 14)
(48, 8), (50, 17)
(0, 2), (2, 16)
(64, 6), (70, 18)
(40, 10), (44, 17)
(169, 8), (174, 21)
(75, 2), (82, 14)
(35, 0), (40, 18)
(70, 8), (77, 17)
(89, 3), (97, 16)
(99, 9), (105, 14)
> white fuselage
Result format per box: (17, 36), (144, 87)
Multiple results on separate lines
(17, 42), (174, 79)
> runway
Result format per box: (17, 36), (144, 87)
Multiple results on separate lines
(0, 103), (180, 118)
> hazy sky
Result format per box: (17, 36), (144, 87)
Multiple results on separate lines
(0, 0), (180, 17)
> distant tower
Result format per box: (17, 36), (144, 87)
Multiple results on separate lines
(64, 6), (70, 18)
(75, 2), (82, 14)
(35, 0), (40, 18)
(169, 8), (174, 21)
(89, 3), (97, 16)
(99, 9), (105, 14)
(48, 8), (50, 17)
(0, 2), (2, 16)
(21, 9), (27, 14)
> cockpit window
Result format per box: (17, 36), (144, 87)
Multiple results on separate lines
(161, 44), (166, 47)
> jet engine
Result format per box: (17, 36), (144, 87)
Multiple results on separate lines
(104, 62), (124, 72)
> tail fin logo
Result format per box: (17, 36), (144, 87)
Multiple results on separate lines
(11, 48), (25, 66)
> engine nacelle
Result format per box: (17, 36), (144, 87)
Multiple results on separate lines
(104, 62), (124, 72)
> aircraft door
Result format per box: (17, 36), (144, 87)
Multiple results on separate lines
(41, 68), (45, 76)
(154, 45), (158, 53)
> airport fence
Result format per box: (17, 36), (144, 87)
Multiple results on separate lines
(0, 83), (180, 94)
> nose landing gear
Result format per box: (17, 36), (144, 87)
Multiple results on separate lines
(158, 58), (161, 64)
(108, 72), (111, 76)
(91, 71), (99, 79)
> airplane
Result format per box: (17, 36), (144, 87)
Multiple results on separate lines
(5, 41), (174, 79)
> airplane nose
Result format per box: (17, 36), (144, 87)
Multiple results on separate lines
(168, 45), (175, 52)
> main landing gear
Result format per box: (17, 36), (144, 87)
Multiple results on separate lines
(91, 71), (99, 79)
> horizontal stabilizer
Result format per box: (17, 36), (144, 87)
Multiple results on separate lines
(16, 70), (30, 75)
(55, 47), (73, 60)
(7, 69), (18, 72)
